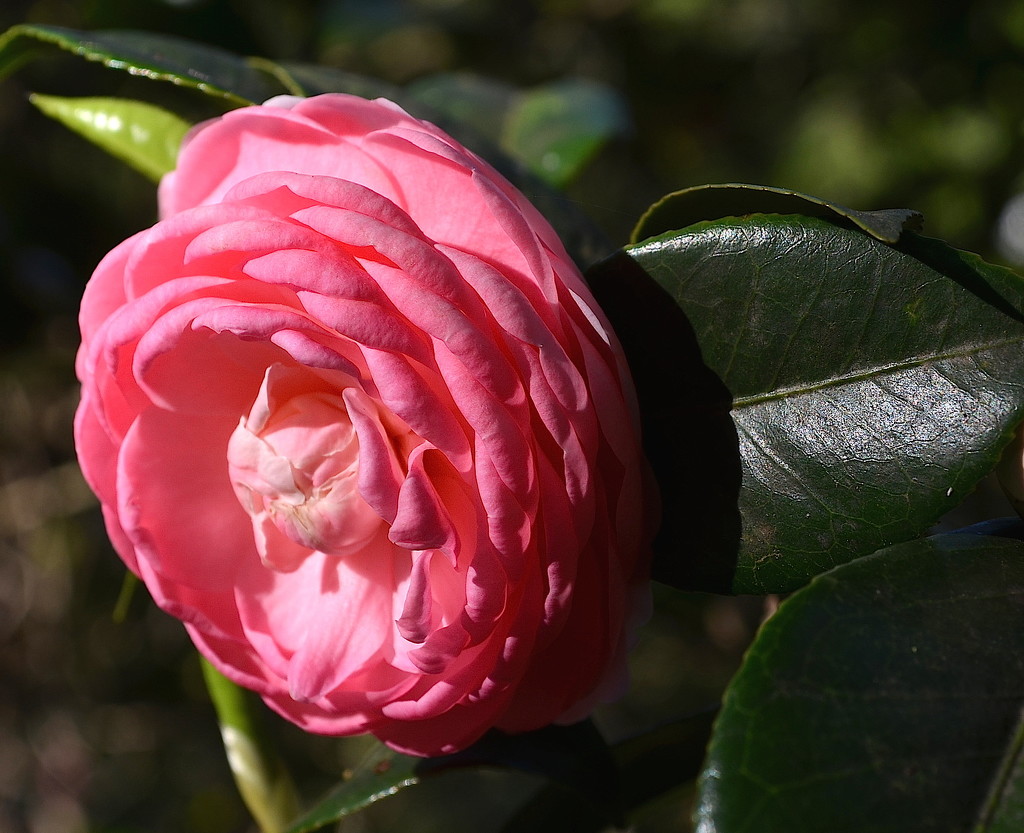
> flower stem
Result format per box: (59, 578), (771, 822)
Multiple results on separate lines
(200, 655), (302, 833)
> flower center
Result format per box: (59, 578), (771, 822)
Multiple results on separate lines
(227, 364), (383, 569)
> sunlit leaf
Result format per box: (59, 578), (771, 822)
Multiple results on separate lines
(30, 94), (189, 181)
(591, 214), (1024, 593)
(633, 183), (923, 245)
(0, 24), (281, 104)
(696, 531), (1024, 832)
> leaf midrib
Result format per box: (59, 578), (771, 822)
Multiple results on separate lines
(731, 334), (1024, 410)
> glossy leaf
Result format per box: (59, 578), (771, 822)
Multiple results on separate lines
(612, 215), (1024, 593)
(633, 182), (923, 245)
(285, 744), (420, 833)
(696, 532), (1024, 833)
(200, 658), (300, 833)
(0, 24), (281, 104)
(30, 94), (189, 181)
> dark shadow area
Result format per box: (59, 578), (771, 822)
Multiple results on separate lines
(955, 517), (1024, 540)
(419, 720), (621, 825)
(585, 250), (742, 594)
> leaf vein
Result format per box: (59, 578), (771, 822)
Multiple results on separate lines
(733, 336), (1024, 409)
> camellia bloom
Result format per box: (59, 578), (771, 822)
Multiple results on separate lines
(74, 94), (653, 756)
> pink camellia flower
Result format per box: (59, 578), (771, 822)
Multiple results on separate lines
(74, 93), (653, 756)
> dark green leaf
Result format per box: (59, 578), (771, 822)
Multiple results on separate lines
(502, 710), (718, 833)
(632, 183), (923, 245)
(696, 532), (1024, 833)
(285, 744), (420, 833)
(0, 24), (281, 104)
(30, 94), (189, 181)
(405, 72), (516, 141)
(256, 60), (403, 101)
(287, 722), (618, 833)
(616, 215), (1024, 593)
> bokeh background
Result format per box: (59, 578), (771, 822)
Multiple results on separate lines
(1, 0), (1022, 831)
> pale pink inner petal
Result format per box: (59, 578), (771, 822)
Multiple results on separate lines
(228, 364), (384, 562)
(232, 537), (397, 702)
(287, 556), (393, 701)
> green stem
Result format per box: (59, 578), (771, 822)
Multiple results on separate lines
(200, 656), (302, 833)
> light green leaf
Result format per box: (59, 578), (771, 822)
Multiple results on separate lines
(505, 78), (631, 188)
(30, 95), (189, 181)
(407, 73), (629, 188)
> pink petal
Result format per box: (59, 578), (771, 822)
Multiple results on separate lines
(361, 349), (471, 467)
(342, 387), (407, 524)
(394, 550), (432, 643)
(159, 103), (400, 217)
(389, 446), (458, 555)
(116, 406), (252, 592)
(232, 539), (396, 702)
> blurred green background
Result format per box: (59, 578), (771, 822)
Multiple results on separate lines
(1, 0), (1022, 831)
